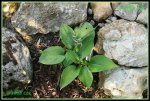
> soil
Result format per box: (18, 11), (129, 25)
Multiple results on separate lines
(22, 33), (111, 98)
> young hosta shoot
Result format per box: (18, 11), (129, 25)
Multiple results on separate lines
(39, 22), (118, 90)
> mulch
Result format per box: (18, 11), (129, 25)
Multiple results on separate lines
(22, 32), (111, 98)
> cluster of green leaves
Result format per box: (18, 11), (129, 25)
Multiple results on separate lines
(39, 22), (117, 90)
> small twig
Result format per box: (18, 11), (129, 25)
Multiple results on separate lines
(33, 89), (40, 98)
(36, 88), (45, 95)
(57, 38), (60, 43)
(35, 66), (42, 73)
(35, 38), (41, 49)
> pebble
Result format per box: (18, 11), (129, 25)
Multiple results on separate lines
(90, 20), (95, 26)
(105, 19), (112, 23)
(111, 16), (117, 21)
(87, 8), (93, 15)
(52, 91), (56, 96)
(107, 16), (117, 22)
(98, 23), (105, 28)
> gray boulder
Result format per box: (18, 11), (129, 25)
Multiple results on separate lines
(114, 3), (138, 21)
(136, 8), (148, 24)
(2, 28), (32, 92)
(102, 67), (148, 98)
(11, 2), (88, 35)
(95, 19), (148, 67)
(114, 2), (148, 22)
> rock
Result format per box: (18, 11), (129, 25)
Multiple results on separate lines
(102, 67), (148, 98)
(105, 19), (112, 24)
(105, 16), (117, 24)
(11, 2), (88, 35)
(3, 2), (19, 30)
(3, 2), (18, 18)
(87, 8), (93, 15)
(136, 8), (148, 24)
(111, 2), (120, 10)
(95, 19), (148, 67)
(2, 28), (32, 92)
(114, 3), (138, 21)
(114, 2), (148, 21)
(107, 16), (117, 22)
(97, 23), (105, 28)
(90, 20), (95, 26)
(91, 2), (113, 21)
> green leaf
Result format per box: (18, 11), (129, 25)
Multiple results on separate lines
(79, 33), (94, 59)
(73, 44), (81, 53)
(78, 66), (93, 87)
(74, 22), (95, 59)
(63, 50), (79, 67)
(39, 46), (65, 65)
(88, 55), (118, 73)
(60, 65), (81, 90)
(60, 23), (75, 49)
(74, 22), (95, 40)
(67, 50), (80, 63)
(63, 52), (73, 67)
(74, 27), (82, 39)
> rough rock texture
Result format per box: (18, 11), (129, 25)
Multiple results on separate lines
(114, 3), (138, 21)
(3, 3), (20, 31)
(3, 2), (18, 18)
(102, 67), (148, 98)
(111, 2), (120, 10)
(11, 2), (88, 35)
(2, 28), (32, 91)
(95, 19), (148, 67)
(136, 8), (148, 24)
(107, 16), (117, 22)
(91, 2), (113, 21)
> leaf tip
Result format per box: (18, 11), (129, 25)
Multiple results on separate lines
(60, 84), (64, 90)
(60, 87), (63, 90)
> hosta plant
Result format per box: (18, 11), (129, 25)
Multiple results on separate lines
(39, 22), (118, 90)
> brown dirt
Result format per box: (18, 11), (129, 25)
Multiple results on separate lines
(22, 32), (111, 98)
